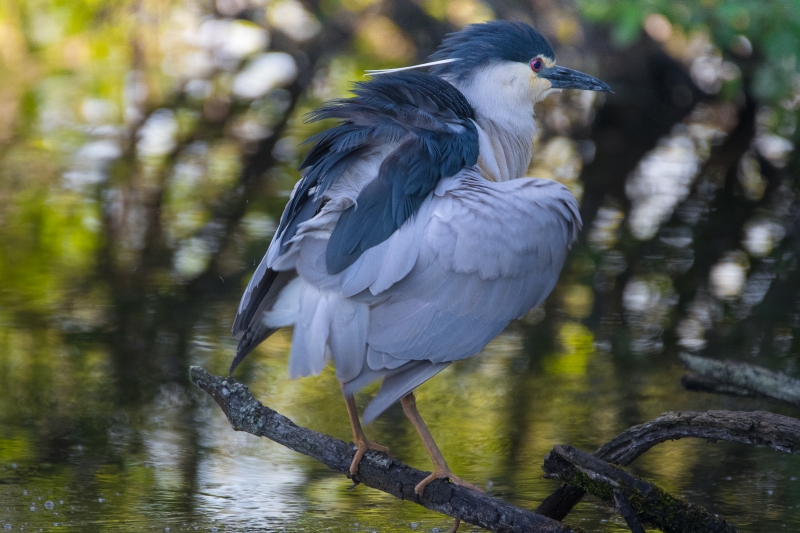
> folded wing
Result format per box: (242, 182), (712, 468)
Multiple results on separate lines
(231, 71), (479, 373)
(292, 171), (581, 422)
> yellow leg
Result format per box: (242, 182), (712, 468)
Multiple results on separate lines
(342, 384), (389, 477)
(400, 392), (482, 496)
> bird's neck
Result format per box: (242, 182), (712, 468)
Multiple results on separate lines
(447, 68), (537, 182)
(473, 115), (536, 182)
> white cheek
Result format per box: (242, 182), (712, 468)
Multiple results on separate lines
(452, 61), (539, 125)
(501, 70), (524, 87)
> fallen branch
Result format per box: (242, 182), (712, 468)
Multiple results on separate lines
(536, 410), (800, 520)
(542, 445), (738, 533)
(680, 353), (800, 408)
(613, 491), (646, 533)
(189, 366), (581, 533)
(681, 373), (754, 398)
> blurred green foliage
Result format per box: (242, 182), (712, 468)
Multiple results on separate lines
(579, 0), (800, 102)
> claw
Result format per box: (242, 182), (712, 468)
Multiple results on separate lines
(349, 438), (390, 476)
(414, 467), (483, 496)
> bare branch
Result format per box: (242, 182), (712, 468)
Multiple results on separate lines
(596, 409), (800, 462)
(189, 366), (583, 533)
(543, 445), (738, 533)
(537, 410), (800, 520)
(680, 353), (800, 408)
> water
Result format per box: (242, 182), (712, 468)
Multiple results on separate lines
(1, 0), (800, 531)
(3, 311), (800, 531)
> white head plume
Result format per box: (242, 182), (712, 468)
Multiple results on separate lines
(364, 58), (460, 76)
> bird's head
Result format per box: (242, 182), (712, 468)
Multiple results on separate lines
(428, 21), (611, 112)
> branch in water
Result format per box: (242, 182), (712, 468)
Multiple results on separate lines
(536, 410), (800, 520)
(542, 445), (738, 533)
(680, 353), (800, 408)
(188, 366), (582, 533)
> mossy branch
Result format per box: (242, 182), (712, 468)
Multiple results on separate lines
(189, 366), (581, 533)
(536, 410), (800, 520)
(543, 445), (738, 533)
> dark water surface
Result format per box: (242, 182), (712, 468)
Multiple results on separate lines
(3, 306), (800, 532)
(2, 0), (800, 531)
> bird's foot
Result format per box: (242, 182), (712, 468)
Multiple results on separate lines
(349, 438), (390, 477)
(414, 467), (482, 496)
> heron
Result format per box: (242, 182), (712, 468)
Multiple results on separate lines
(230, 20), (611, 496)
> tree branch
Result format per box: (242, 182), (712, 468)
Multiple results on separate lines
(596, 409), (800, 461)
(189, 366), (582, 533)
(613, 491), (646, 533)
(680, 353), (800, 408)
(536, 410), (800, 520)
(543, 445), (738, 533)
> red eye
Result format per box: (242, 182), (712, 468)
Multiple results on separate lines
(530, 58), (543, 72)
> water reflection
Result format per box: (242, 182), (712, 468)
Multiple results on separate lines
(625, 105), (730, 241)
(1, 0), (800, 531)
(4, 320), (800, 531)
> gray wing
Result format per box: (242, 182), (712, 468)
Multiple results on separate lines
(230, 71), (478, 373)
(294, 170), (581, 423)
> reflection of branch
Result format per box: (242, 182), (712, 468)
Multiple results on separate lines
(187, 21), (356, 294)
(680, 353), (800, 408)
(543, 445), (738, 533)
(536, 410), (800, 520)
(189, 366), (582, 533)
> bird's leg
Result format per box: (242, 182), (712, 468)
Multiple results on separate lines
(400, 392), (482, 496)
(341, 384), (389, 477)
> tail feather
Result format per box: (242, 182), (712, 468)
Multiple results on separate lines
(233, 268), (277, 335)
(288, 282), (329, 378)
(230, 269), (298, 375)
(362, 361), (450, 424)
(230, 325), (277, 375)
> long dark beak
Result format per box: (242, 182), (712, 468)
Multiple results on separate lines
(542, 66), (613, 93)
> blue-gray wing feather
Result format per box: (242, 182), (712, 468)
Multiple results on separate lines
(328, 173), (582, 422)
(231, 71), (479, 372)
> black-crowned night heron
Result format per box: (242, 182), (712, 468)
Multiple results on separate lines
(231, 20), (611, 496)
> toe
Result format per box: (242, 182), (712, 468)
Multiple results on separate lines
(447, 473), (483, 493)
(415, 470), (482, 496)
(414, 473), (438, 495)
(349, 447), (367, 476)
(350, 438), (389, 477)
(367, 440), (390, 454)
